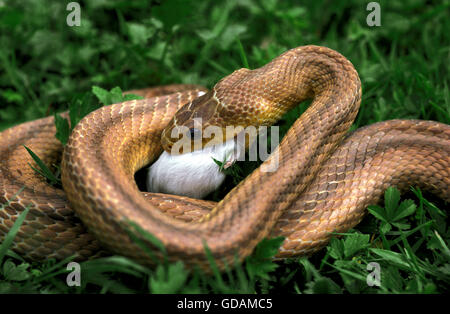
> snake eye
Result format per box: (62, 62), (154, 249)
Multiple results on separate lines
(187, 128), (202, 139)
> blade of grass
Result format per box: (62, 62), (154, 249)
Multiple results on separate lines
(236, 38), (250, 69)
(202, 240), (227, 293)
(23, 145), (60, 185)
(0, 205), (30, 266)
(388, 221), (433, 247)
(32, 255), (77, 284)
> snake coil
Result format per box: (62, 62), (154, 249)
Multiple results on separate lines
(0, 46), (448, 270)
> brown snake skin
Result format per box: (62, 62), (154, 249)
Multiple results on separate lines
(0, 46), (449, 270)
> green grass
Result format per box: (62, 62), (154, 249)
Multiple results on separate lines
(0, 0), (449, 293)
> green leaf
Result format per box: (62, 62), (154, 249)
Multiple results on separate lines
(68, 92), (101, 131)
(1, 89), (23, 104)
(3, 260), (30, 281)
(92, 86), (110, 105)
(127, 23), (151, 44)
(145, 41), (167, 60)
(393, 199), (416, 221)
(5, 249), (24, 263)
(432, 231), (450, 259)
(391, 222), (411, 230)
(343, 233), (370, 258)
(245, 237), (284, 280)
(123, 94), (144, 101)
(380, 221), (392, 234)
(211, 156), (244, 185)
(197, 29), (217, 41)
(367, 205), (388, 223)
(212, 157), (225, 171)
(149, 261), (188, 293)
(327, 237), (344, 260)
(370, 248), (412, 271)
(92, 86), (143, 106)
(54, 113), (70, 145)
(384, 187), (401, 220)
(109, 86), (125, 104)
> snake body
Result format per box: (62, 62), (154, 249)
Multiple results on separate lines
(0, 46), (449, 270)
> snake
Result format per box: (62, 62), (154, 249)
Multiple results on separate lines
(0, 45), (449, 271)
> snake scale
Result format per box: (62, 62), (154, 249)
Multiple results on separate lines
(0, 46), (449, 270)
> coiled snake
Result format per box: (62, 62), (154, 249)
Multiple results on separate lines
(0, 46), (449, 270)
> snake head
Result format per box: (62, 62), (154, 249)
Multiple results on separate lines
(161, 67), (279, 155)
(161, 90), (231, 155)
